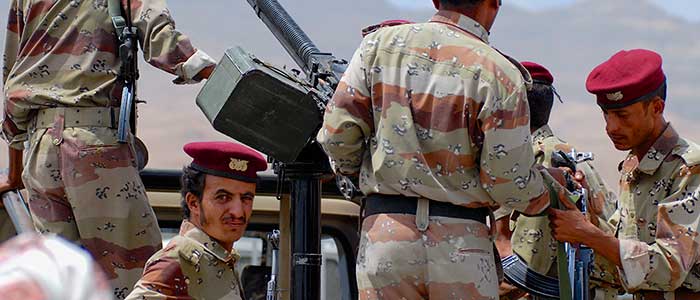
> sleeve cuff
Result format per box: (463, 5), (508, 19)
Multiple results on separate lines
(2, 131), (27, 150)
(173, 49), (217, 84)
(617, 238), (651, 291)
(493, 206), (513, 220)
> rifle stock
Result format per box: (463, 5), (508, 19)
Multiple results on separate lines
(2, 191), (33, 234)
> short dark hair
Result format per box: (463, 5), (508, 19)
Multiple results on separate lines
(641, 82), (667, 111)
(652, 82), (667, 101)
(439, 0), (484, 9)
(180, 166), (206, 219)
(528, 83), (555, 130)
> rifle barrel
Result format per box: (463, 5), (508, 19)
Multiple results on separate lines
(246, 0), (321, 75)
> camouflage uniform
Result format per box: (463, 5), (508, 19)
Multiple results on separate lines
(502, 124), (617, 275)
(0, 233), (114, 300)
(126, 220), (244, 300)
(593, 124), (700, 299)
(318, 10), (553, 299)
(2, 0), (215, 296)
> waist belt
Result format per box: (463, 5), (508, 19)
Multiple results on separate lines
(362, 194), (489, 224)
(34, 107), (118, 129)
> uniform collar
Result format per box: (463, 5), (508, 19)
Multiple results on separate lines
(430, 10), (490, 44)
(179, 220), (240, 263)
(620, 124), (679, 176)
(532, 125), (555, 145)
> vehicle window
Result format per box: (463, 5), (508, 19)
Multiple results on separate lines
(162, 227), (349, 300)
(321, 236), (342, 300)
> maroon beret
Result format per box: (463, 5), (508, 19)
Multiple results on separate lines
(433, 0), (439, 9)
(521, 61), (554, 85)
(586, 49), (666, 109)
(184, 142), (267, 183)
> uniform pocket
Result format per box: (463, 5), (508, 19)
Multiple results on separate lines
(59, 127), (137, 188)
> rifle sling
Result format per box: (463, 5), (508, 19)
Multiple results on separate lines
(548, 183), (573, 300)
(107, 0), (126, 41)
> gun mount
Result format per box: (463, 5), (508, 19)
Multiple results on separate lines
(195, 1), (354, 300)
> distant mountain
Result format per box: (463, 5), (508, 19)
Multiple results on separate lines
(491, 0), (700, 119)
(1, 0), (698, 188)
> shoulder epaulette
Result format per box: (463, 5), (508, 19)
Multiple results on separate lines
(361, 19), (413, 37)
(674, 139), (700, 167)
(174, 236), (212, 265)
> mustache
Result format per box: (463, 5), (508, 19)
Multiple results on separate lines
(222, 215), (247, 224)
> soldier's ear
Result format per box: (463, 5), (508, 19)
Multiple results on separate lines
(186, 192), (201, 214)
(652, 97), (665, 115)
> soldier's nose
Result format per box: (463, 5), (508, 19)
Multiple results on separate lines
(228, 198), (245, 217)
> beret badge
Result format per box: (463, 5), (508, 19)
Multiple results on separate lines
(229, 158), (249, 172)
(606, 91), (624, 101)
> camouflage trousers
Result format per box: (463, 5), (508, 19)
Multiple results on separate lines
(357, 214), (499, 300)
(21, 108), (162, 299)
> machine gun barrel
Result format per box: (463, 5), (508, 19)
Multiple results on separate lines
(246, 0), (322, 76)
(245, 0), (345, 101)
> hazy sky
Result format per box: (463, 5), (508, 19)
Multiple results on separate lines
(388, 0), (700, 21)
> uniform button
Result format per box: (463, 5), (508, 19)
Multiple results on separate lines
(52, 138), (60, 145)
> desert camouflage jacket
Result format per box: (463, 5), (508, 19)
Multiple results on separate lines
(2, 0), (215, 149)
(126, 221), (244, 300)
(613, 124), (700, 293)
(317, 10), (550, 214)
(592, 124), (700, 296)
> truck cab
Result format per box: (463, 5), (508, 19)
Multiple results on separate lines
(141, 169), (360, 300)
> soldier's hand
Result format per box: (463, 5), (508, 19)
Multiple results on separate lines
(0, 174), (23, 193)
(499, 281), (528, 300)
(547, 199), (594, 244)
(0, 174), (23, 208)
(192, 65), (215, 81)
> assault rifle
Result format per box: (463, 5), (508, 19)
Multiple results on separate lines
(266, 230), (281, 300)
(503, 149), (595, 300)
(108, 0), (139, 143)
(552, 149), (594, 300)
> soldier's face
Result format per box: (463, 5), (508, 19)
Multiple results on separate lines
(602, 100), (657, 151)
(188, 175), (256, 250)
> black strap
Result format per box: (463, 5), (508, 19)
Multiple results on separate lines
(362, 194), (489, 224)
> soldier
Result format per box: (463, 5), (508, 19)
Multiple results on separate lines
(126, 141), (267, 300)
(1, 0), (216, 297)
(549, 49), (700, 299)
(0, 233), (114, 300)
(317, 0), (572, 298)
(493, 62), (617, 299)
